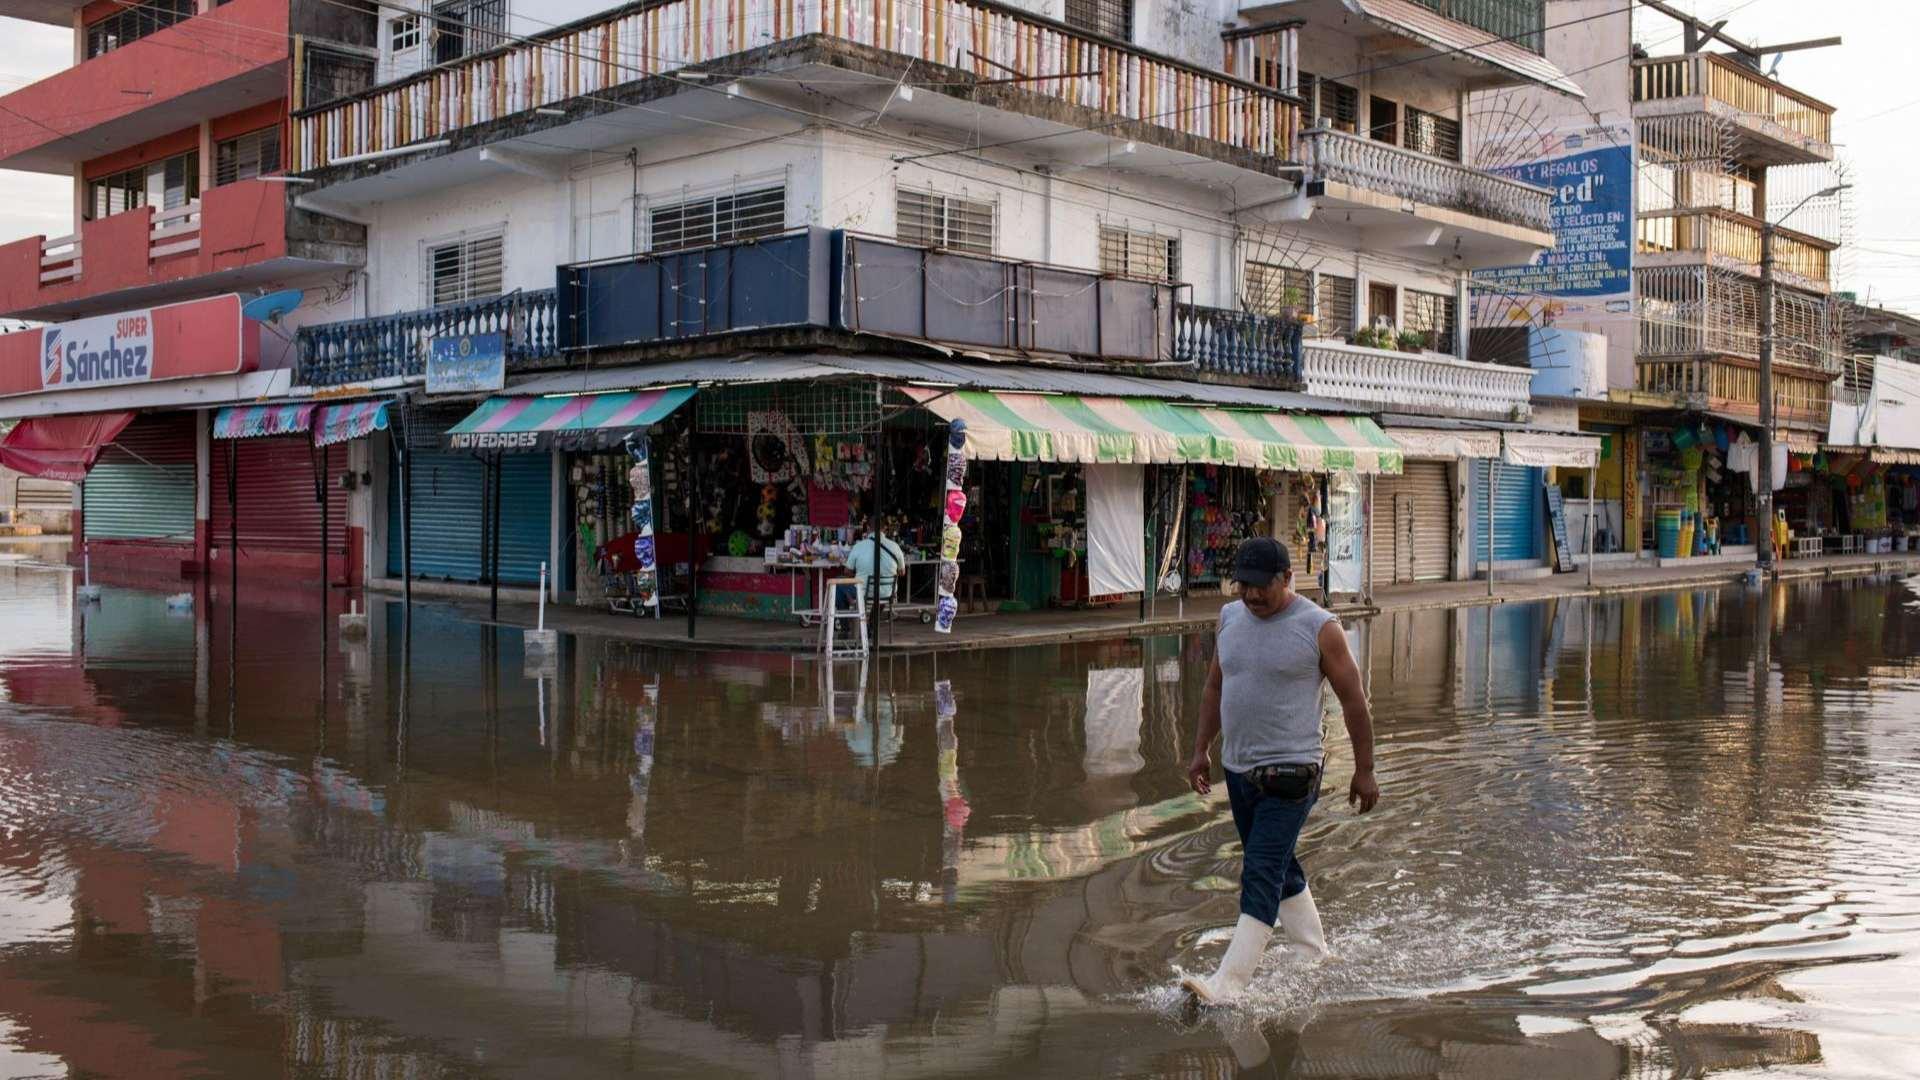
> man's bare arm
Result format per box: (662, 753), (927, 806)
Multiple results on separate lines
(1187, 656), (1224, 795)
(1318, 619), (1378, 812)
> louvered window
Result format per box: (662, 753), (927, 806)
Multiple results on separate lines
(1405, 107), (1461, 161)
(1099, 226), (1179, 284)
(86, 150), (197, 221)
(85, 0), (194, 58)
(1064, 0), (1131, 41)
(1318, 274), (1357, 336)
(1403, 289), (1458, 355)
(1300, 72), (1359, 132)
(648, 184), (786, 253)
(1245, 262), (1313, 318)
(428, 233), (505, 307)
(897, 189), (995, 255)
(215, 127), (281, 186)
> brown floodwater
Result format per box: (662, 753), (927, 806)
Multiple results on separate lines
(2, 539), (1919, 1079)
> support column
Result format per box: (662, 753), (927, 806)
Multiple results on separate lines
(1486, 461), (1496, 598)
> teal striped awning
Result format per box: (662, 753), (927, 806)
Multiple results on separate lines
(445, 387), (696, 451)
(903, 388), (1403, 474)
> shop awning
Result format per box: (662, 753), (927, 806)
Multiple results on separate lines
(904, 388), (1403, 474)
(1382, 426), (1502, 460)
(1825, 444), (1920, 467)
(213, 403), (315, 440)
(315, 400), (392, 447)
(1502, 432), (1602, 469)
(444, 387), (697, 451)
(0, 411), (133, 481)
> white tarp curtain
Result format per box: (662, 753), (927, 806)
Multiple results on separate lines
(1085, 463), (1145, 598)
(1386, 427), (1502, 460)
(1728, 438), (1788, 493)
(1082, 667), (1145, 778)
(1502, 432), (1602, 469)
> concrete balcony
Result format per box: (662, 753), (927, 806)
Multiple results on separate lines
(290, 0), (1301, 200)
(1302, 339), (1533, 421)
(1632, 53), (1834, 167)
(1241, 0), (1578, 96)
(1635, 356), (1833, 430)
(1635, 209), (1833, 293)
(0, 0), (288, 174)
(0, 180), (366, 321)
(1293, 127), (1554, 267)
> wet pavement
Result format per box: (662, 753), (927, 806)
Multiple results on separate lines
(3, 538), (1919, 1078)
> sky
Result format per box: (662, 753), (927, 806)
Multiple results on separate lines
(1, 2), (1917, 308)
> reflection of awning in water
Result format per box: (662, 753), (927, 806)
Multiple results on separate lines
(903, 388), (1403, 474)
(444, 386), (697, 451)
(212, 403), (315, 440)
(0, 411), (134, 481)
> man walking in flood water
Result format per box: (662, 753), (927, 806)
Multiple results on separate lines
(1183, 537), (1378, 1006)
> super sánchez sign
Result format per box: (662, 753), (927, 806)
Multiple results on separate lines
(41, 309), (154, 390)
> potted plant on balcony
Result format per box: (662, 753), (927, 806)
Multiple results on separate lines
(1349, 323), (1390, 350)
(1396, 329), (1428, 354)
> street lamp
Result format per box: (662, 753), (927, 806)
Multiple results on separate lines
(1756, 182), (1850, 572)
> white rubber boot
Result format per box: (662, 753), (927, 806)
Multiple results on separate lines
(1181, 914), (1273, 1005)
(1276, 887), (1330, 961)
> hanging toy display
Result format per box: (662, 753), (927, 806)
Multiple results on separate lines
(934, 419), (969, 634)
(626, 437), (659, 609)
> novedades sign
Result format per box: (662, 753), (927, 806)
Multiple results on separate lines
(42, 310), (154, 389)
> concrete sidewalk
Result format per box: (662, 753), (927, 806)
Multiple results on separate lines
(382, 550), (1920, 655)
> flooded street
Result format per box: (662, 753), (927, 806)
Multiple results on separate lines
(3, 541), (1919, 1078)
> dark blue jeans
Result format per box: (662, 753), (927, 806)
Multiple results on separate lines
(1226, 768), (1318, 927)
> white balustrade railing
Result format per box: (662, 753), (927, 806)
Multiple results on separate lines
(149, 201), (201, 260)
(294, 0), (1299, 170)
(1303, 340), (1534, 421)
(1300, 127), (1554, 233)
(39, 233), (80, 284)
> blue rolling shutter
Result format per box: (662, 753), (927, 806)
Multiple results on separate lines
(1471, 460), (1542, 563)
(387, 450), (550, 584)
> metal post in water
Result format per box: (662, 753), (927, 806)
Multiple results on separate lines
(537, 561), (548, 631)
(1486, 461), (1496, 599)
(1586, 465), (1597, 589)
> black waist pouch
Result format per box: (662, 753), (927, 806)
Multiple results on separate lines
(1248, 762), (1320, 801)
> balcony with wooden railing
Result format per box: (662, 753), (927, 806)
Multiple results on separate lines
(293, 0), (1301, 174)
(1635, 209), (1832, 292)
(1299, 126), (1554, 234)
(1631, 52), (1834, 165)
(1635, 356), (1832, 427)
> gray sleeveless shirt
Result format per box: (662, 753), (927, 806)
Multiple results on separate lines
(1216, 595), (1337, 772)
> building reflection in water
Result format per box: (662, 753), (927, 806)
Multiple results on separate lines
(3, 573), (1917, 1076)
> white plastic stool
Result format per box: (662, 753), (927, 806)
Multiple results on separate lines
(821, 578), (868, 658)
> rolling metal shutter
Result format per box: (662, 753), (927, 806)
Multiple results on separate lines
(1472, 460), (1543, 563)
(83, 413), (196, 542)
(386, 448), (550, 585)
(210, 436), (346, 555)
(1369, 461), (1453, 584)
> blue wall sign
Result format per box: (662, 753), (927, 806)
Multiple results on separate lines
(1476, 144), (1633, 299)
(427, 333), (507, 394)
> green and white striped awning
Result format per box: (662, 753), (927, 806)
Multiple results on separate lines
(905, 388), (1403, 474)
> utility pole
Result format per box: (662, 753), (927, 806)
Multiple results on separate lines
(1757, 222), (1776, 573)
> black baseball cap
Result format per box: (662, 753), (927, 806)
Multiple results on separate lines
(1230, 537), (1292, 587)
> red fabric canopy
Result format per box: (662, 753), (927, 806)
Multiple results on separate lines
(0, 412), (135, 481)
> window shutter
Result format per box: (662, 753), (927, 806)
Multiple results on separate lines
(647, 184), (786, 253)
(897, 189), (995, 255)
(429, 233), (505, 306)
(1099, 226), (1178, 284)
(1318, 274), (1357, 336)
(215, 128), (281, 186)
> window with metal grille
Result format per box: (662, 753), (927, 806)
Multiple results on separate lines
(1244, 262), (1313, 317)
(427, 232), (505, 307)
(1404, 107), (1461, 161)
(215, 127), (281, 186)
(390, 14), (423, 52)
(433, 0), (508, 63)
(85, 0), (194, 59)
(1064, 0), (1132, 41)
(1318, 273), (1356, 336)
(1300, 72), (1359, 132)
(648, 185), (787, 253)
(305, 46), (375, 108)
(897, 189), (995, 255)
(86, 150), (198, 221)
(1403, 289), (1458, 354)
(1099, 226), (1179, 284)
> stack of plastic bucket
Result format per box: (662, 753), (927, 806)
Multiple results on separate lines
(1656, 508), (1683, 559)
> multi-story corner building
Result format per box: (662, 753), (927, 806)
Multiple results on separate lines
(2, 0), (1601, 625)
(1478, 0), (1847, 562)
(0, 0), (377, 584)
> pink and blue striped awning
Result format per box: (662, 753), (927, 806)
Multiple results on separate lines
(315, 400), (392, 447)
(212, 403), (315, 440)
(445, 387), (697, 451)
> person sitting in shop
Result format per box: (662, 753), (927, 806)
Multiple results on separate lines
(841, 524), (907, 609)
